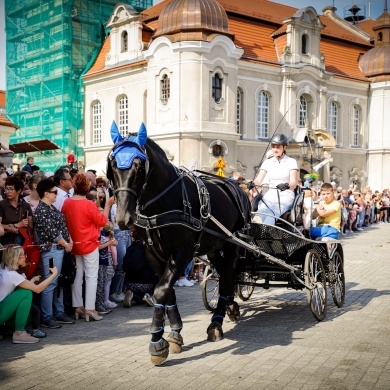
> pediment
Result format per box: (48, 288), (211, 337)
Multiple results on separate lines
(106, 4), (137, 28)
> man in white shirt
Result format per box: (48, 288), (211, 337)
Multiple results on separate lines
(53, 168), (73, 211)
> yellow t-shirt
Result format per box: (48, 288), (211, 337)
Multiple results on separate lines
(318, 200), (341, 231)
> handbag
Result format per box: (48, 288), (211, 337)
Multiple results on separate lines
(58, 251), (76, 290)
(18, 227), (41, 279)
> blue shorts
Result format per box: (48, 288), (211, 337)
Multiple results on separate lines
(310, 225), (339, 240)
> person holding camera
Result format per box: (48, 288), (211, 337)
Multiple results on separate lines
(0, 245), (58, 344)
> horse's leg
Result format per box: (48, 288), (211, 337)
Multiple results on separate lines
(207, 246), (240, 342)
(148, 252), (187, 364)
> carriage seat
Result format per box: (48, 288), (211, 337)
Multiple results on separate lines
(251, 187), (304, 226)
(315, 237), (338, 258)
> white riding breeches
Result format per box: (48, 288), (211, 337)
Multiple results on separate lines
(256, 189), (295, 225)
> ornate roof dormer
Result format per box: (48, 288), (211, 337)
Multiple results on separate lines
(282, 7), (325, 68)
(359, 1), (390, 81)
(105, 4), (144, 66)
(152, 0), (234, 43)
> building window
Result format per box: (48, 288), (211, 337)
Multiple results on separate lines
(328, 101), (338, 140)
(378, 32), (383, 42)
(236, 88), (243, 135)
(118, 95), (128, 136)
(257, 91), (269, 139)
(302, 34), (308, 54)
(212, 73), (222, 103)
(121, 31), (128, 52)
(160, 74), (170, 105)
(92, 101), (102, 144)
(299, 95), (307, 127)
(352, 105), (360, 146)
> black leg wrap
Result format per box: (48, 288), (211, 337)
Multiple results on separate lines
(211, 296), (228, 325)
(166, 304), (183, 332)
(150, 304), (165, 341)
(149, 338), (169, 356)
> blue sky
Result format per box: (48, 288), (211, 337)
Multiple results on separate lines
(0, 0), (386, 90)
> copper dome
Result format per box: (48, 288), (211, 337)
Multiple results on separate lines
(153, 0), (234, 42)
(359, 9), (390, 81)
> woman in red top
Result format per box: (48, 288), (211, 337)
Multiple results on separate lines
(62, 174), (114, 321)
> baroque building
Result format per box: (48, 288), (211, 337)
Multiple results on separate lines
(83, 0), (389, 190)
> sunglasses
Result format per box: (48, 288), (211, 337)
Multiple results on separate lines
(47, 190), (58, 195)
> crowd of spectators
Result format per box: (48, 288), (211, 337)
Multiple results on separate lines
(0, 159), (157, 345)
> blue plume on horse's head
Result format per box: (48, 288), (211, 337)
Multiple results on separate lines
(111, 120), (124, 144)
(135, 122), (147, 147)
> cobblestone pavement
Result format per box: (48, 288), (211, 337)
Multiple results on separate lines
(1, 224), (390, 390)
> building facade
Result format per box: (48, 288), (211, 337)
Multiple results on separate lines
(5, 0), (153, 171)
(81, 0), (388, 189)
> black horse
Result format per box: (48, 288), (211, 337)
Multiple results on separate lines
(107, 122), (251, 365)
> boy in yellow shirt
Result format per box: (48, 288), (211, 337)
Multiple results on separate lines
(310, 182), (341, 239)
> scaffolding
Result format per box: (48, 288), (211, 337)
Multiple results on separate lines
(5, 0), (152, 171)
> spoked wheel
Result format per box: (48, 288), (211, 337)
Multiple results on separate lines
(237, 272), (255, 301)
(201, 265), (220, 312)
(304, 249), (327, 321)
(328, 251), (345, 307)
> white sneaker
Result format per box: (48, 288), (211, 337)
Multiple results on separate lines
(177, 278), (194, 287)
(105, 301), (117, 308)
(110, 293), (124, 303)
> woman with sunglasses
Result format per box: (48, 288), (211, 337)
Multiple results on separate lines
(34, 179), (74, 329)
(0, 245), (58, 344)
(0, 176), (33, 246)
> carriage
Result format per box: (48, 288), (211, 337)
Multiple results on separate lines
(199, 197), (345, 321)
(107, 122), (345, 366)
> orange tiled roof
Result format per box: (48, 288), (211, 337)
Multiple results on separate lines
(0, 113), (19, 129)
(87, 0), (373, 82)
(321, 37), (367, 80)
(356, 19), (376, 36)
(0, 90), (5, 107)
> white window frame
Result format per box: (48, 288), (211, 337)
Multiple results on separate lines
(328, 101), (338, 140)
(212, 73), (223, 104)
(299, 95), (307, 127)
(92, 101), (102, 144)
(352, 105), (360, 147)
(236, 88), (243, 135)
(257, 91), (269, 139)
(160, 74), (170, 105)
(118, 95), (128, 136)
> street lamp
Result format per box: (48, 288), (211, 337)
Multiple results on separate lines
(300, 140), (324, 172)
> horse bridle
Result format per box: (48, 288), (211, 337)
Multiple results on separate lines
(108, 138), (150, 199)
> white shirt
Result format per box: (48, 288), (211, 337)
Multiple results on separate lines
(53, 187), (73, 212)
(0, 267), (25, 302)
(260, 154), (298, 191)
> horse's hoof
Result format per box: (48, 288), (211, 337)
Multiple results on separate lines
(207, 321), (224, 342)
(149, 338), (170, 366)
(150, 350), (169, 366)
(227, 301), (240, 322)
(166, 331), (183, 354)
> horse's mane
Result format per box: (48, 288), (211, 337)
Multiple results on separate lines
(145, 137), (171, 168)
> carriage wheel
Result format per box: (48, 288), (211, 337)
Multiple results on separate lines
(201, 265), (220, 312)
(329, 251), (345, 307)
(237, 272), (255, 301)
(304, 249), (327, 321)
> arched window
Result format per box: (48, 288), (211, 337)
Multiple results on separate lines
(117, 95), (128, 136)
(328, 101), (338, 140)
(92, 100), (102, 144)
(212, 73), (223, 103)
(352, 105), (360, 147)
(378, 32), (383, 42)
(160, 74), (170, 105)
(299, 95), (307, 127)
(302, 34), (308, 54)
(236, 88), (243, 135)
(121, 31), (128, 52)
(257, 91), (269, 139)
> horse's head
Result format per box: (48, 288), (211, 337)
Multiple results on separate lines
(107, 121), (148, 229)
